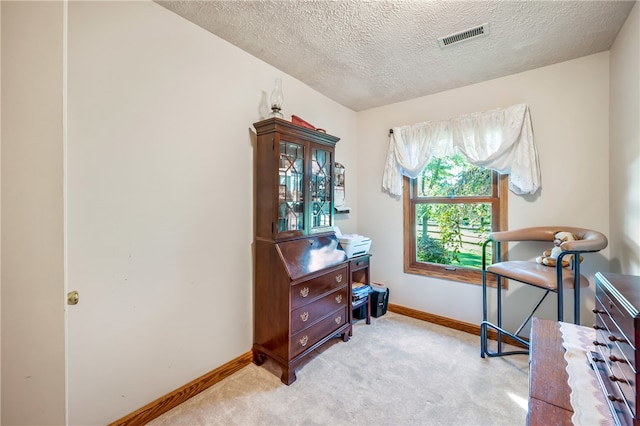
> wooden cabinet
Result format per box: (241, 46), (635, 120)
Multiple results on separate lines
(592, 272), (640, 425)
(253, 118), (350, 385)
(254, 118), (337, 241)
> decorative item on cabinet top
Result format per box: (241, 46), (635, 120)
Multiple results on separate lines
(269, 79), (284, 118)
(291, 114), (326, 133)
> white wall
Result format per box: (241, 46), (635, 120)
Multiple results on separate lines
(356, 52), (611, 331)
(610, 2), (639, 276)
(1, 0), (635, 424)
(64, 1), (357, 424)
(1, 1), (66, 424)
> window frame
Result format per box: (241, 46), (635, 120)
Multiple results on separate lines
(403, 171), (508, 286)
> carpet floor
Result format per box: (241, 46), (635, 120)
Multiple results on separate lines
(149, 312), (530, 425)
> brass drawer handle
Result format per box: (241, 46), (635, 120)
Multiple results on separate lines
(299, 335), (308, 347)
(300, 312), (309, 322)
(300, 287), (310, 298)
(335, 274), (343, 283)
(593, 324), (606, 330)
(591, 355), (605, 363)
(610, 355), (628, 364)
(608, 334), (628, 344)
(593, 308), (607, 314)
(335, 315), (342, 324)
(593, 340), (607, 347)
(609, 375), (630, 384)
(335, 294), (343, 304)
(607, 394), (624, 403)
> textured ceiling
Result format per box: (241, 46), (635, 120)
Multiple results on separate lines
(156, 0), (636, 111)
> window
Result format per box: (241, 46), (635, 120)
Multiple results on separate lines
(403, 153), (507, 285)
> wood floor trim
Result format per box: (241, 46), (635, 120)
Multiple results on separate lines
(388, 303), (529, 349)
(109, 351), (253, 426)
(112, 304), (526, 425)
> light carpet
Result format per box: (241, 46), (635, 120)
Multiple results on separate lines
(149, 312), (529, 425)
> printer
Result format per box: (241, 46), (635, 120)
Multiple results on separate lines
(335, 228), (372, 258)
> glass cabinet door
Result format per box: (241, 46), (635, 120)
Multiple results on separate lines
(309, 146), (333, 232)
(278, 140), (305, 234)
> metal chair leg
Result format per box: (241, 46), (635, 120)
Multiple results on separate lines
(481, 271), (529, 357)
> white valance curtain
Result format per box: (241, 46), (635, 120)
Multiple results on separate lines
(382, 103), (541, 196)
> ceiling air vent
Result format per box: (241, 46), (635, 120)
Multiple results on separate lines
(438, 23), (490, 48)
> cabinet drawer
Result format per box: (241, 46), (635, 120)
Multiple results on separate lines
(291, 267), (348, 309)
(596, 307), (634, 370)
(595, 291), (639, 420)
(290, 287), (348, 334)
(592, 350), (636, 425)
(597, 283), (637, 349)
(349, 255), (369, 272)
(608, 356), (636, 415)
(596, 295), (636, 372)
(289, 306), (347, 358)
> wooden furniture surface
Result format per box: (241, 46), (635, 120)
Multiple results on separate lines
(528, 317), (573, 426)
(254, 118), (338, 241)
(253, 118), (349, 385)
(349, 254), (371, 333)
(593, 271), (640, 425)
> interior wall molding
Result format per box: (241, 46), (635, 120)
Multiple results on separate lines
(109, 351), (253, 426)
(388, 303), (528, 349)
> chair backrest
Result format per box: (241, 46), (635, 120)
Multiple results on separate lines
(559, 227), (608, 253)
(489, 226), (608, 253)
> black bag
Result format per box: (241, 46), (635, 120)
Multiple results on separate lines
(370, 287), (389, 318)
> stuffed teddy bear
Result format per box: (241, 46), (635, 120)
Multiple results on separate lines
(535, 231), (582, 268)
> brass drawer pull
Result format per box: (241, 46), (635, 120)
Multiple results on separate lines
(608, 334), (628, 344)
(299, 335), (308, 347)
(607, 394), (624, 403)
(610, 355), (628, 364)
(335, 315), (342, 324)
(335, 274), (343, 283)
(300, 312), (309, 322)
(300, 287), (310, 298)
(593, 308), (607, 314)
(591, 355), (605, 363)
(335, 294), (343, 304)
(609, 375), (630, 385)
(593, 324), (606, 330)
(593, 340), (607, 347)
